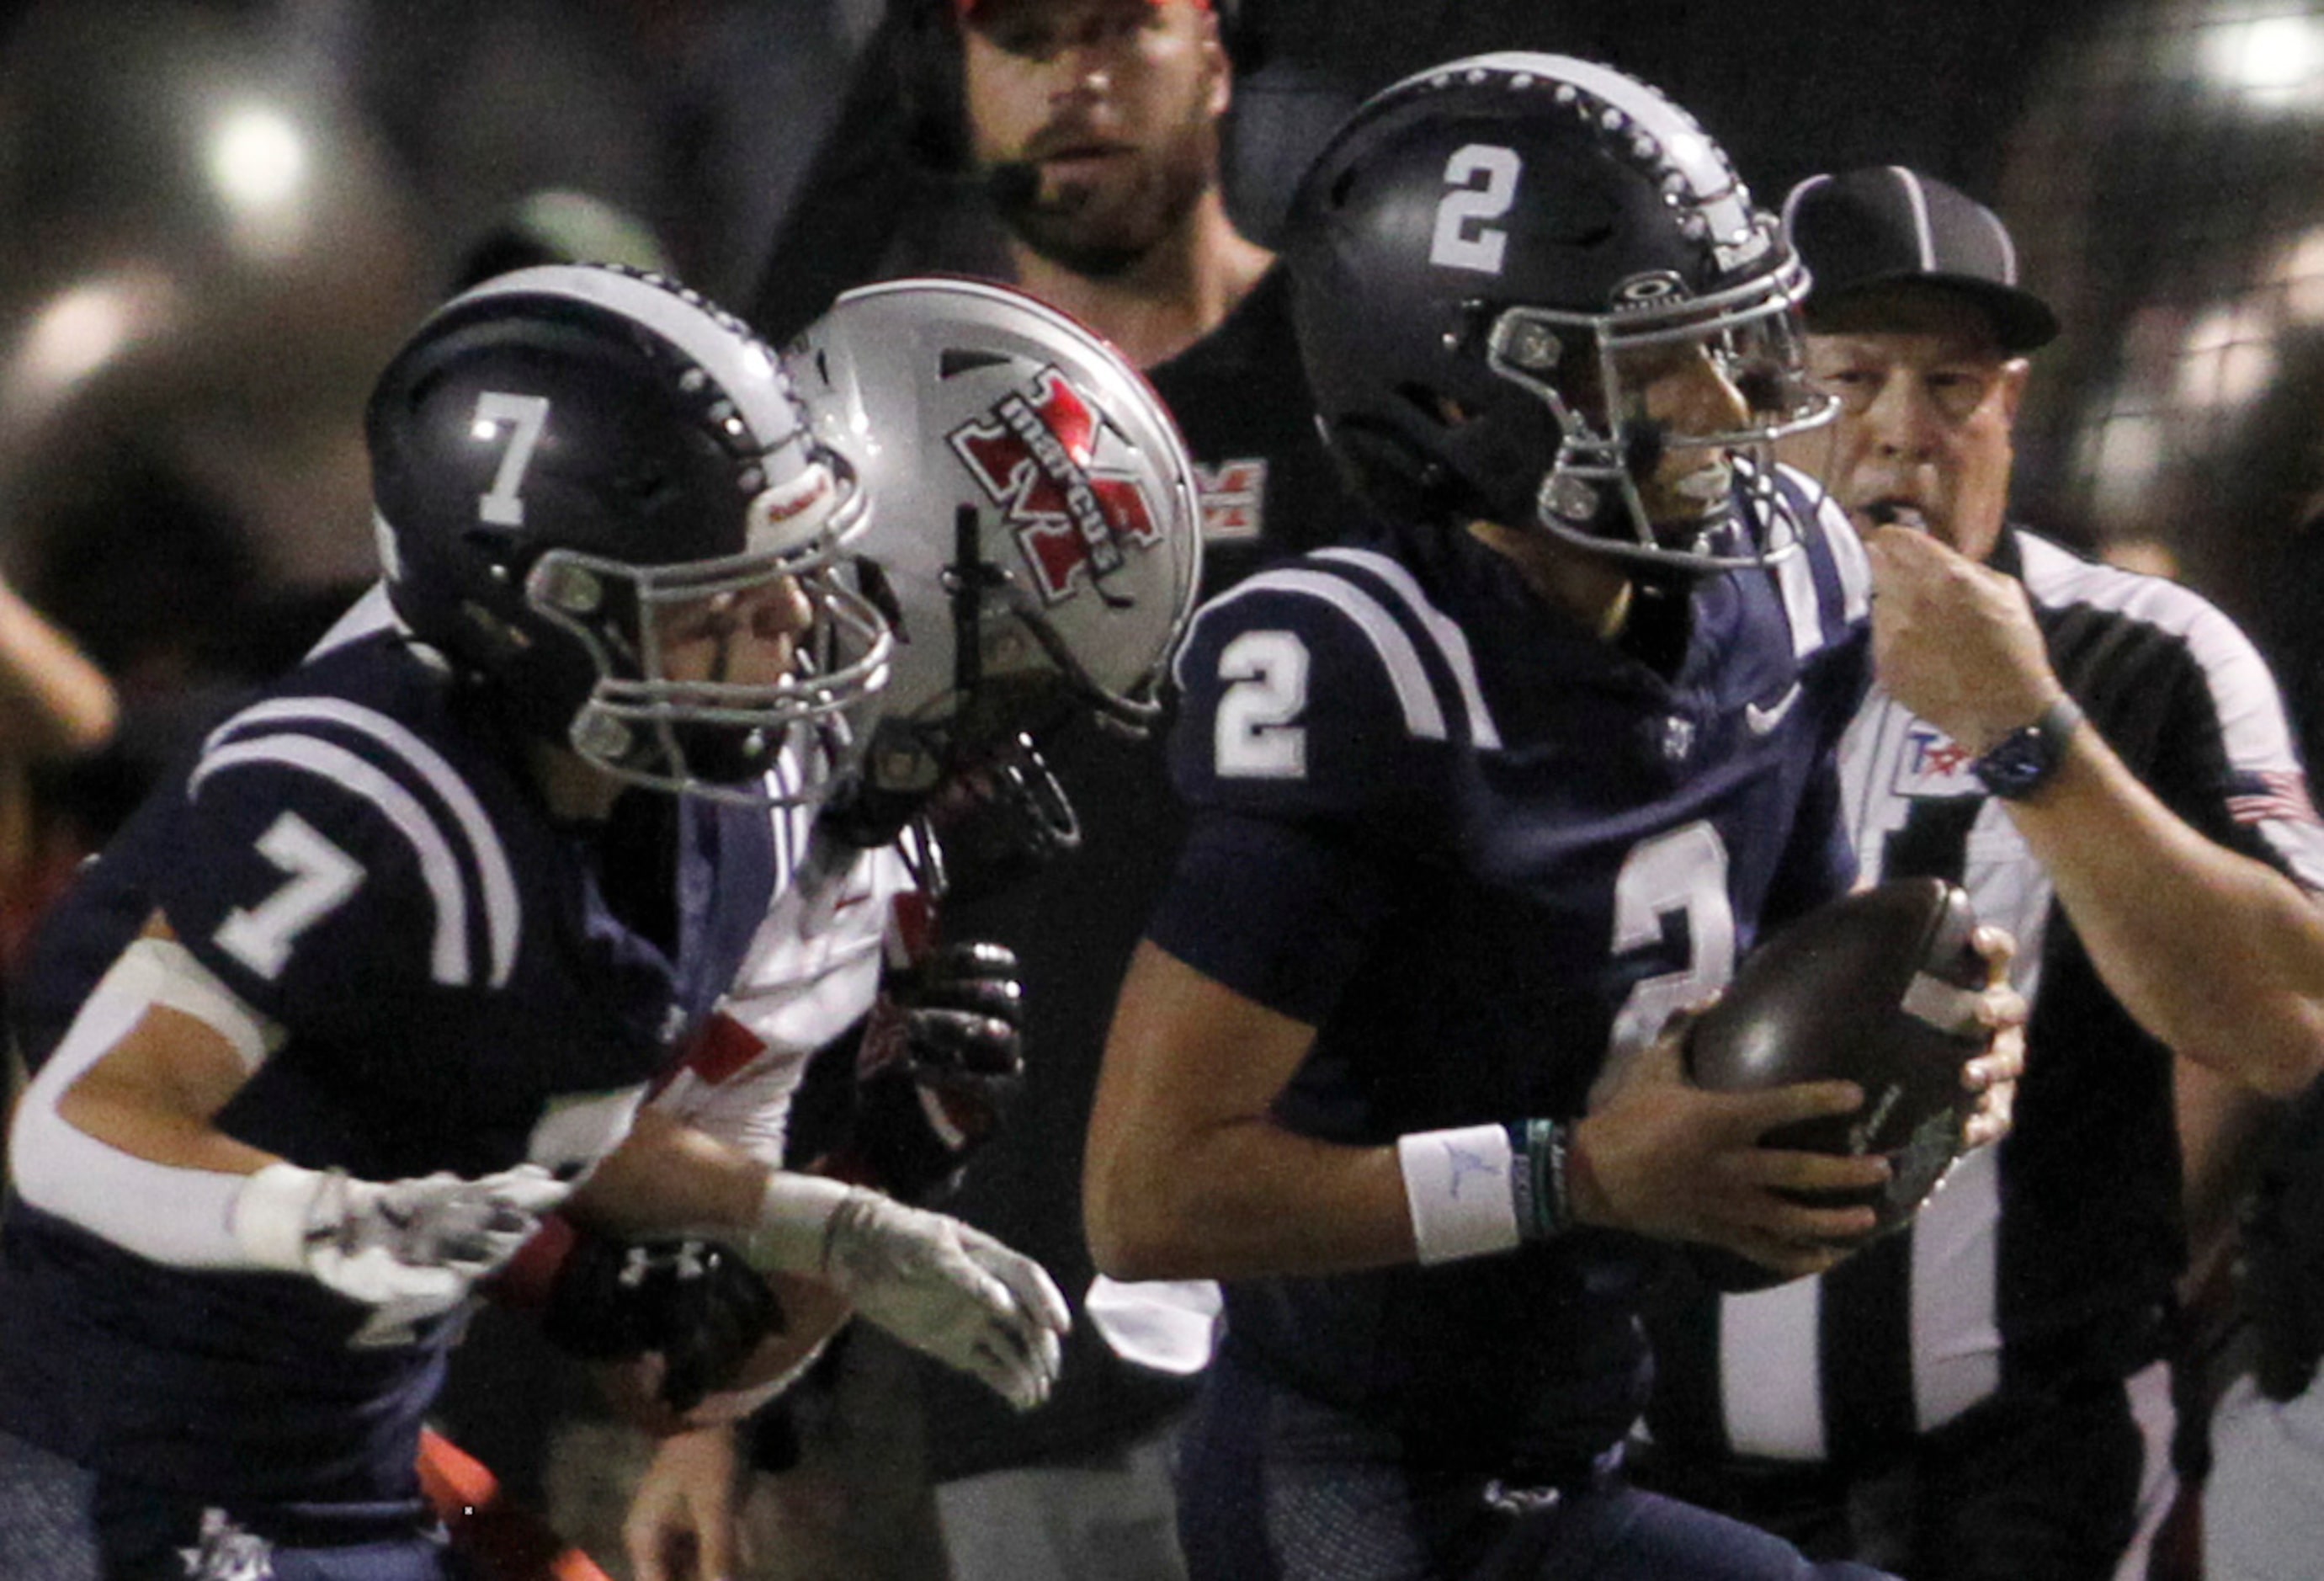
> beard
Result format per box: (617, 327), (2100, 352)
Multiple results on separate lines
(990, 118), (1215, 279)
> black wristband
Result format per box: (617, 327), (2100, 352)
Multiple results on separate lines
(1506, 1119), (1574, 1241)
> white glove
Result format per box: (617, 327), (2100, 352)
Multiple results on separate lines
(232, 1160), (573, 1324)
(749, 1174), (1070, 1412)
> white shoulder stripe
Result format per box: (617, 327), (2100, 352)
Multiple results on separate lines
(1819, 493), (1874, 621)
(1200, 568), (1449, 742)
(207, 698), (520, 987)
(1313, 548), (1505, 749)
(2017, 535), (2298, 765)
(1768, 466), (1871, 652)
(2018, 533), (2324, 888)
(190, 733), (477, 987)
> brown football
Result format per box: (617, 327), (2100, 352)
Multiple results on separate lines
(1681, 877), (1989, 1290)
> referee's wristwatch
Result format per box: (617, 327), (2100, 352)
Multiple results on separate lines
(1971, 695), (2083, 801)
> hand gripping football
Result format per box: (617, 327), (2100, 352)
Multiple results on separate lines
(1683, 879), (1989, 1286)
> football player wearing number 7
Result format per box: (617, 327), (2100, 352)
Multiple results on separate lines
(1082, 56), (2026, 1580)
(0, 265), (1069, 1581)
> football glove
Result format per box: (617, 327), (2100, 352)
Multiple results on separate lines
(848, 940), (1025, 1200)
(232, 1160), (572, 1326)
(747, 1173), (1068, 1412)
(540, 1233), (784, 1413)
(915, 735), (1082, 904)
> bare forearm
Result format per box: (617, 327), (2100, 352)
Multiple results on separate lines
(0, 578), (114, 759)
(2011, 732), (2324, 1094)
(732, 1274), (850, 1387)
(51, 999), (269, 1174)
(1087, 1113), (1417, 1282)
(1085, 942), (1417, 1282)
(566, 1106), (771, 1238)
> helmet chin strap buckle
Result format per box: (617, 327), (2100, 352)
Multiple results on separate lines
(571, 707), (633, 766)
(1542, 473), (1601, 526)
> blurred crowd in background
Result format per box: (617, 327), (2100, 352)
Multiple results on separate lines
(7, 2), (2324, 1575)
(7, 0), (2324, 864)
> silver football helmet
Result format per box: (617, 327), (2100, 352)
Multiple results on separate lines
(784, 277), (1202, 840)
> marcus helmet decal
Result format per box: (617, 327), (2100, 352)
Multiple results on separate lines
(949, 364), (1164, 605)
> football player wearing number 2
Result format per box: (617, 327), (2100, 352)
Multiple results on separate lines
(1083, 55), (2026, 1580)
(0, 265), (1074, 1581)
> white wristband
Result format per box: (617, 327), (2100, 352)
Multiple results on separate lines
(747, 1171), (854, 1275)
(1395, 1124), (1522, 1266)
(229, 1161), (330, 1272)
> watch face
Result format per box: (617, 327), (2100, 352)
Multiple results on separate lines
(1972, 697), (2081, 801)
(1974, 726), (2054, 798)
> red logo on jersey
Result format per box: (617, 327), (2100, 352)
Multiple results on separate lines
(1194, 457), (1267, 543)
(949, 366), (1159, 604)
(1910, 732), (1978, 779)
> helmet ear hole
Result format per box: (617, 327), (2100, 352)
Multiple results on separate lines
(1393, 383), (1444, 429)
(1392, 383), (1478, 431)
(458, 600), (533, 662)
(1324, 416), (1457, 525)
(854, 556), (907, 633)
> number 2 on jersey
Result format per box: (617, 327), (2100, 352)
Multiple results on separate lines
(1215, 629), (1309, 778)
(1606, 822), (1735, 1065)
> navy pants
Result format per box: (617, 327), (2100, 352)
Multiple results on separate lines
(1177, 1356), (1896, 1581)
(0, 1430), (471, 1581)
(1632, 1374), (2144, 1581)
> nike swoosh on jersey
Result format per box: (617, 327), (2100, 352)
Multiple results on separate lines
(1747, 683), (1804, 735)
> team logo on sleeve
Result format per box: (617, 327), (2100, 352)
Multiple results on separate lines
(1194, 457), (1267, 544)
(949, 365), (1161, 604)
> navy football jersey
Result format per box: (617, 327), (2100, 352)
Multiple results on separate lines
(0, 620), (791, 1504)
(920, 262), (1369, 1477)
(1145, 474), (1869, 1475)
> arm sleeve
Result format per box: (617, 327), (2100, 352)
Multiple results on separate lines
(1760, 751), (1859, 932)
(1146, 812), (1395, 1026)
(8, 940), (287, 1268)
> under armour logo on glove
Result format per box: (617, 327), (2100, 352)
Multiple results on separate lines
(540, 1232), (784, 1413)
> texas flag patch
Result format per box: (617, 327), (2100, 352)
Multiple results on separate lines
(1891, 721), (1983, 799)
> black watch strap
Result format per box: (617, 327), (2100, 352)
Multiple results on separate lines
(1971, 695), (2083, 801)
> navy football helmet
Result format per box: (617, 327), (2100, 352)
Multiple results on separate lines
(784, 276), (1202, 846)
(367, 265), (891, 802)
(1283, 53), (1833, 573)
